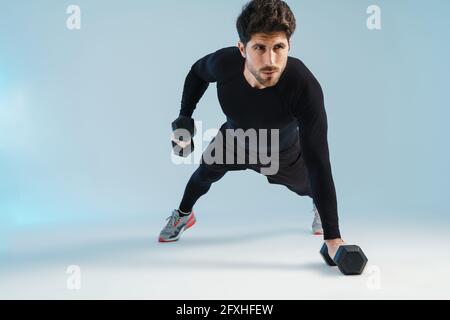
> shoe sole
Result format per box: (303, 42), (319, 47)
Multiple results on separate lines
(313, 229), (324, 236)
(158, 214), (196, 243)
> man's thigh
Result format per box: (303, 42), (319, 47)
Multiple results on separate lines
(257, 138), (313, 197)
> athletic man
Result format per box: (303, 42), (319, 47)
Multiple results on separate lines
(160, 0), (346, 260)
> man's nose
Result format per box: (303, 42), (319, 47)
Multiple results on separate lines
(263, 50), (276, 66)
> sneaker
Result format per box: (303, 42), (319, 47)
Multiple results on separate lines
(158, 209), (196, 243)
(312, 204), (323, 235)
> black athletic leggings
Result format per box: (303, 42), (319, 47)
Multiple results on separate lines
(179, 166), (226, 213)
(178, 134), (313, 213)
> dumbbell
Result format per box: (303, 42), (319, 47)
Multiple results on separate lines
(320, 243), (368, 275)
(171, 116), (196, 157)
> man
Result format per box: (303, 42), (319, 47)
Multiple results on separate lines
(160, 0), (346, 259)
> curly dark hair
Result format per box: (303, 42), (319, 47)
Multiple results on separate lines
(236, 0), (296, 45)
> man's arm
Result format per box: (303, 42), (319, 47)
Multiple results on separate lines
(179, 51), (220, 118)
(294, 75), (341, 240)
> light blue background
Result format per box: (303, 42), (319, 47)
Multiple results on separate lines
(1, 0), (450, 238)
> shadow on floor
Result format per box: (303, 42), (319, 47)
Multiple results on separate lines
(0, 226), (329, 274)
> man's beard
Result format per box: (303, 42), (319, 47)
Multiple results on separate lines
(248, 64), (281, 87)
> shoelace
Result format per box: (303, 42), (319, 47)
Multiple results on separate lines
(165, 212), (181, 227)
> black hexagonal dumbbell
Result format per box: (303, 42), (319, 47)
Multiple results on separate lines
(171, 116), (196, 157)
(320, 243), (368, 275)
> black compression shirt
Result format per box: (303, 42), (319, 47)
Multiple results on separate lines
(179, 46), (340, 238)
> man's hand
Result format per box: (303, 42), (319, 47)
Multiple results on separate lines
(171, 116), (196, 157)
(171, 133), (192, 149)
(325, 238), (345, 260)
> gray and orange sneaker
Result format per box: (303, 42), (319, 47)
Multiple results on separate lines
(312, 204), (324, 235)
(158, 209), (196, 242)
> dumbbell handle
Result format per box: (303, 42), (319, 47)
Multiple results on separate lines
(171, 133), (192, 148)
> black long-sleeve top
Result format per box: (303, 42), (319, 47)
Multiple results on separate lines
(179, 46), (340, 239)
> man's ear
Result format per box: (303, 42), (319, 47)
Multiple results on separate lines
(237, 41), (246, 58)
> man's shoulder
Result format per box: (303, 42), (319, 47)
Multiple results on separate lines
(286, 56), (316, 82)
(213, 46), (242, 59)
(284, 56), (322, 93)
(192, 46), (242, 82)
(210, 46), (243, 74)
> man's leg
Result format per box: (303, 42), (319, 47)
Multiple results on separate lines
(253, 139), (326, 235)
(178, 122), (236, 212)
(178, 164), (227, 213)
(159, 163), (228, 243)
(160, 122), (241, 242)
